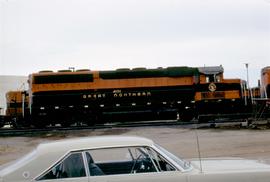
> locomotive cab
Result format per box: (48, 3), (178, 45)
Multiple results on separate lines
(195, 66), (250, 121)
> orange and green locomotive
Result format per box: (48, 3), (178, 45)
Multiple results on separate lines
(3, 65), (260, 128)
(25, 66), (249, 127)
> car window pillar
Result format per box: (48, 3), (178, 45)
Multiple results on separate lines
(82, 151), (91, 177)
(144, 147), (160, 172)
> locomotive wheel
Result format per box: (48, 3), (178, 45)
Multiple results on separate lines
(32, 119), (47, 128)
(178, 109), (194, 122)
(85, 115), (98, 126)
(61, 121), (71, 128)
(33, 122), (46, 128)
(179, 114), (194, 122)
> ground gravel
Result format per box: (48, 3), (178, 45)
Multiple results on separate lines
(1, 126), (270, 165)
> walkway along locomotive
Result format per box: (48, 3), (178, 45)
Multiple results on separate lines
(3, 65), (264, 128)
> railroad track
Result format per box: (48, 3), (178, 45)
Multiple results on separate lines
(1, 119), (269, 137)
(0, 120), (183, 136)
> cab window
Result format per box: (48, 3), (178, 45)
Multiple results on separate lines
(206, 74), (220, 83)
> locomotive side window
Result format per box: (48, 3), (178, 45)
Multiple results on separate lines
(216, 75), (221, 82)
(206, 76), (210, 83)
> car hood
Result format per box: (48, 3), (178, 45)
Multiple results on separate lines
(191, 158), (270, 174)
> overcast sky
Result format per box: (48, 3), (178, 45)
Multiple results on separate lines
(0, 0), (270, 86)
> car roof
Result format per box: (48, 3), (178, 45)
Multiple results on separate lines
(36, 135), (154, 156)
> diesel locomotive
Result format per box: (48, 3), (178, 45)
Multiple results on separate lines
(2, 65), (269, 128)
(261, 67), (270, 99)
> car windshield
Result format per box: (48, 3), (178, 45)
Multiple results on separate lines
(154, 144), (191, 170)
(0, 149), (37, 176)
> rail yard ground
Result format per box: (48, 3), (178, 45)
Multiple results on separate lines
(1, 123), (270, 166)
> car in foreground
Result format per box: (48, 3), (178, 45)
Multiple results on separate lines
(1, 136), (270, 182)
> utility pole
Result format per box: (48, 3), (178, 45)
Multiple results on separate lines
(245, 63), (249, 87)
(244, 63), (253, 104)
